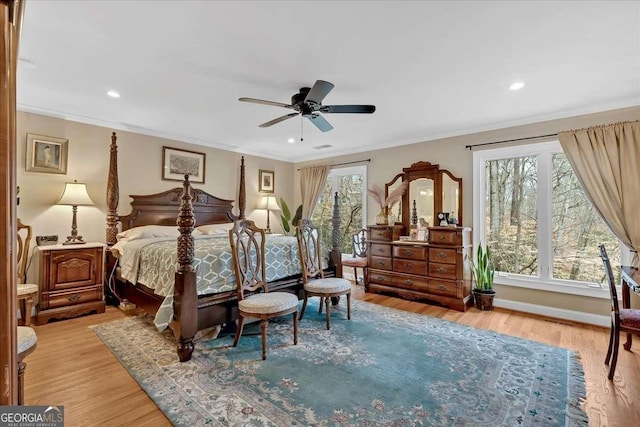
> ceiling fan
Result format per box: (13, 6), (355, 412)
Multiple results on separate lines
(239, 80), (375, 132)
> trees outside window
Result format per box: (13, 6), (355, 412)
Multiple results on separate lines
(474, 141), (620, 291)
(311, 165), (367, 254)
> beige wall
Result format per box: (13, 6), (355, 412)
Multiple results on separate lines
(294, 106), (640, 319)
(16, 112), (295, 246)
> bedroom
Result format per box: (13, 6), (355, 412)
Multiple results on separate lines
(1, 0), (639, 424)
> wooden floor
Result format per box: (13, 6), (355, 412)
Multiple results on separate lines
(24, 285), (640, 426)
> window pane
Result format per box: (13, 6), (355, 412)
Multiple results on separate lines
(551, 153), (620, 284)
(485, 157), (538, 276)
(310, 172), (364, 254)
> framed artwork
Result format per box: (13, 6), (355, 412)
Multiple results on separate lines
(25, 133), (68, 174)
(162, 146), (206, 183)
(259, 169), (275, 193)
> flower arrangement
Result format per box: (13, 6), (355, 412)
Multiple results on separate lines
(368, 181), (407, 224)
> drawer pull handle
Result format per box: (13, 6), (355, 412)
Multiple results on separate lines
(437, 267), (447, 274)
(378, 248), (385, 253)
(377, 261), (384, 266)
(438, 285), (446, 291)
(404, 250), (413, 256)
(438, 252), (446, 259)
(376, 276), (384, 281)
(68, 294), (80, 302)
(405, 280), (413, 286)
(439, 235), (445, 240)
(405, 264), (413, 269)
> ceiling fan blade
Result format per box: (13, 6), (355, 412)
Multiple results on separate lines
(259, 112), (300, 128)
(239, 97), (294, 109)
(320, 105), (376, 114)
(306, 113), (334, 132)
(304, 80), (335, 104)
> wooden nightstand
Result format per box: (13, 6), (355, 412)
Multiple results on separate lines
(35, 243), (106, 325)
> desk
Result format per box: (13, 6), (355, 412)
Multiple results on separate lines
(619, 266), (640, 350)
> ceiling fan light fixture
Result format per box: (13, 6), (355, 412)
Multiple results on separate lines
(509, 81), (525, 91)
(287, 138), (295, 144)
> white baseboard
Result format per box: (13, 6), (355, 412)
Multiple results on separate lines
(494, 298), (610, 327)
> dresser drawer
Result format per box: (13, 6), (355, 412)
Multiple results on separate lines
(393, 274), (429, 292)
(369, 228), (392, 241)
(393, 245), (427, 261)
(368, 269), (394, 286)
(429, 229), (461, 245)
(370, 256), (392, 270)
(43, 286), (102, 309)
(428, 247), (457, 265)
(370, 243), (392, 257)
(394, 259), (427, 275)
(428, 262), (458, 279)
(428, 279), (459, 298)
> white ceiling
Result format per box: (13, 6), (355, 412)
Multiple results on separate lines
(17, 1), (640, 162)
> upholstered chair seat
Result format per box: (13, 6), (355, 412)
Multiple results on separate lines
(17, 326), (37, 405)
(303, 277), (352, 294)
(238, 292), (299, 315)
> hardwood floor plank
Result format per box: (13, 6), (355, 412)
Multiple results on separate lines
(21, 284), (640, 426)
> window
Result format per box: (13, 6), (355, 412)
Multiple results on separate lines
(473, 141), (620, 295)
(311, 165), (367, 254)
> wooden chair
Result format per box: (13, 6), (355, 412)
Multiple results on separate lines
(229, 219), (299, 360)
(341, 228), (368, 286)
(17, 219), (38, 326)
(17, 326), (37, 405)
(296, 219), (351, 330)
(599, 244), (640, 379)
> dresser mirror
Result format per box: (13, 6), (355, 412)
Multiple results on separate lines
(385, 161), (462, 230)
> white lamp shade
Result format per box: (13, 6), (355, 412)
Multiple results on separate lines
(57, 181), (94, 206)
(258, 195), (281, 211)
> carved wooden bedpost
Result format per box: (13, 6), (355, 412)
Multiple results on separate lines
(238, 156), (246, 219)
(330, 191), (343, 277)
(174, 175), (197, 362)
(106, 132), (119, 245)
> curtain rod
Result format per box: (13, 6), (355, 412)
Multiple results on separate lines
(465, 133), (558, 150)
(297, 158), (371, 171)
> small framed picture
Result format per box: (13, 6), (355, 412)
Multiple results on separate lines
(25, 133), (68, 174)
(259, 169), (275, 193)
(162, 146), (206, 183)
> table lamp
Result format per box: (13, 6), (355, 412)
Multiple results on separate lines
(258, 195), (281, 234)
(57, 180), (94, 244)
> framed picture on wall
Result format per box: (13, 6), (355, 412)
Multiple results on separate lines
(162, 146), (206, 183)
(259, 169), (275, 193)
(25, 133), (68, 174)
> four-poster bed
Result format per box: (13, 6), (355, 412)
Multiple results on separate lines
(105, 132), (343, 362)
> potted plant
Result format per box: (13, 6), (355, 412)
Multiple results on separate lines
(470, 243), (496, 310)
(279, 198), (302, 235)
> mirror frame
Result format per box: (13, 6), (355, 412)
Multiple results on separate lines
(386, 161), (463, 230)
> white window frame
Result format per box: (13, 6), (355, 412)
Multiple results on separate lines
(326, 164), (367, 229)
(472, 140), (613, 299)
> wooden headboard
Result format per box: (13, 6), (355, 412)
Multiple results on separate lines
(118, 187), (237, 231)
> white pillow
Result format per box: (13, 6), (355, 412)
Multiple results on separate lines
(196, 222), (235, 235)
(116, 225), (181, 242)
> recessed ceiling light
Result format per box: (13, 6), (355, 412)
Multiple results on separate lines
(287, 138), (295, 144)
(107, 90), (120, 98)
(509, 81), (525, 91)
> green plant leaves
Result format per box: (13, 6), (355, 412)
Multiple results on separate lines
(279, 198), (302, 235)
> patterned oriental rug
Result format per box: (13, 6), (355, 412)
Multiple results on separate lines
(93, 299), (588, 426)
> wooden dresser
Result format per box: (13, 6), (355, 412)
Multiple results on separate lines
(366, 226), (473, 311)
(36, 243), (106, 325)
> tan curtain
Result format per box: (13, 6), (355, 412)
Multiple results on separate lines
(300, 165), (330, 218)
(559, 121), (640, 266)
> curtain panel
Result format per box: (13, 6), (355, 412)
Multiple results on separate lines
(559, 121), (640, 266)
(300, 165), (330, 218)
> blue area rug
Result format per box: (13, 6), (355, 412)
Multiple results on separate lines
(93, 299), (588, 426)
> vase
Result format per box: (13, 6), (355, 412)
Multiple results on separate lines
(375, 208), (388, 225)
